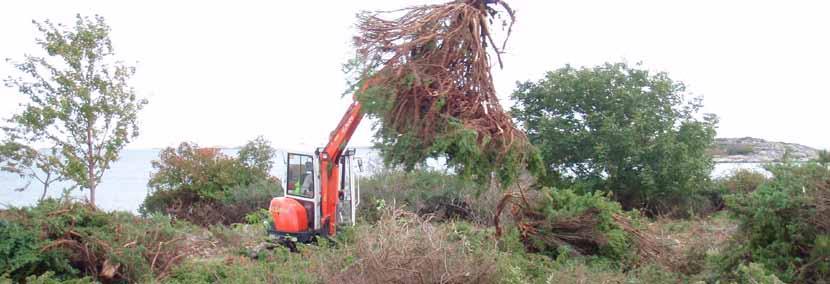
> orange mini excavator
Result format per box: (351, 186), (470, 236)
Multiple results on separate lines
(268, 91), (365, 242)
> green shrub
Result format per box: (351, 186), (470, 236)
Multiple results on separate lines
(719, 169), (768, 194)
(0, 221), (73, 282)
(720, 162), (830, 283)
(141, 141), (281, 226)
(688, 169), (769, 217)
(815, 150), (830, 165)
(243, 209), (271, 225)
(733, 263), (785, 284)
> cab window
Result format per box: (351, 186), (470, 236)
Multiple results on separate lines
(287, 154), (314, 198)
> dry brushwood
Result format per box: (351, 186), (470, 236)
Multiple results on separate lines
(316, 209), (499, 284)
(611, 213), (672, 267)
(353, 0), (540, 185)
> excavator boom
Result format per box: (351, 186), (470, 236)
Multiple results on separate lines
(318, 99), (363, 235)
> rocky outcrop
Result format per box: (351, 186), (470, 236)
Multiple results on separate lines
(712, 137), (819, 163)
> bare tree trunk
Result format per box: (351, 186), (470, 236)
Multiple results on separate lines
(87, 126), (96, 206)
(40, 171), (50, 201)
(89, 183), (95, 205)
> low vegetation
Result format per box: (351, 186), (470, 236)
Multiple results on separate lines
(353, 165), (828, 283)
(0, 202), (737, 283)
(358, 169), (504, 224)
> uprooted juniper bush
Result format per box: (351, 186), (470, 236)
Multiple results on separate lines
(348, 0), (543, 186)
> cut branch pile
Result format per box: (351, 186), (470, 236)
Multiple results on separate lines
(352, 0), (540, 185)
(2, 201), (194, 282)
(39, 204), (192, 282)
(494, 189), (671, 267)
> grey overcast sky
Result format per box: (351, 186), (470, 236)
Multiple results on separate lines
(1, 0), (828, 151)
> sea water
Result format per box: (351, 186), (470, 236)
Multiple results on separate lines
(0, 149), (161, 213)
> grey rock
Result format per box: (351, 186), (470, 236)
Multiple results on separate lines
(712, 137), (820, 163)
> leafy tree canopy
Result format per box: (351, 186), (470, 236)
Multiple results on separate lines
(511, 62), (717, 215)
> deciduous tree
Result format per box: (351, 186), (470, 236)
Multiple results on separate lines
(3, 15), (146, 206)
(511, 62), (717, 215)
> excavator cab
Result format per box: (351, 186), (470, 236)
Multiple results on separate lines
(336, 149), (360, 227)
(269, 149), (360, 242)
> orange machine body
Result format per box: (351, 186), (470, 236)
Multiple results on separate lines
(269, 197), (309, 233)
